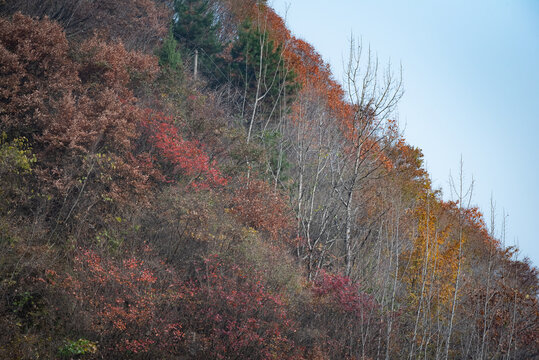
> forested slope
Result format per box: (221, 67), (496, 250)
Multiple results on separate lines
(0, 0), (537, 359)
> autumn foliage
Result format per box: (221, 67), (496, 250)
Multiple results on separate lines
(308, 271), (388, 358)
(231, 178), (294, 242)
(61, 249), (303, 359)
(0, 13), (159, 214)
(173, 255), (303, 359)
(141, 111), (227, 189)
(63, 248), (182, 356)
(0, 3), (537, 360)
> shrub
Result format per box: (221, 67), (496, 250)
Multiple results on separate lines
(58, 338), (98, 358)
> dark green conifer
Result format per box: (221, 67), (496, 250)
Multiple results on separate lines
(158, 29), (183, 70)
(172, 0), (222, 56)
(227, 21), (298, 114)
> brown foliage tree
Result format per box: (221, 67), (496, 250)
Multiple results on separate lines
(231, 178), (294, 244)
(0, 13), (159, 236)
(0, 0), (170, 51)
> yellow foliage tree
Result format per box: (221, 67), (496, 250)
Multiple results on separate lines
(401, 189), (462, 357)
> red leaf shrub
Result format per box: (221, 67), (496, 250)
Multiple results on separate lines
(141, 110), (227, 189)
(63, 247), (184, 357)
(173, 255), (303, 359)
(313, 271), (378, 315)
(310, 271), (386, 359)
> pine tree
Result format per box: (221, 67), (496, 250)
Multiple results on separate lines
(158, 29), (183, 71)
(172, 0), (221, 56)
(227, 21), (298, 117)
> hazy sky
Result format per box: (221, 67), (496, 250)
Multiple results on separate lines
(271, 0), (539, 266)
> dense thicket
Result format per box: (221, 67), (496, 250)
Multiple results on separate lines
(1, 0), (537, 359)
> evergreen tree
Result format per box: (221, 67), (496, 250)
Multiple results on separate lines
(157, 28), (184, 92)
(227, 21), (298, 116)
(158, 29), (183, 71)
(172, 0), (221, 56)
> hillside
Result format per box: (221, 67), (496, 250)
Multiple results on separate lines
(0, 0), (537, 359)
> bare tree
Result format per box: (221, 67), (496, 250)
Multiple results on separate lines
(444, 156), (474, 360)
(337, 37), (403, 277)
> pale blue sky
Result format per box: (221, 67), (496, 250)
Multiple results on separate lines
(271, 0), (539, 266)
